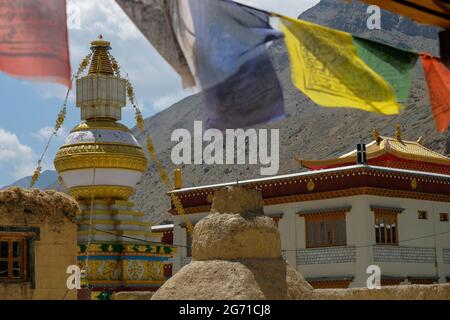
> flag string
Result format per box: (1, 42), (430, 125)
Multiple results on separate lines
(29, 52), (93, 188)
(109, 52), (195, 236)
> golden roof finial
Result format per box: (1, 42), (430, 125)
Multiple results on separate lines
(174, 167), (183, 190)
(396, 123), (402, 141)
(88, 36), (114, 75)
(373, 128), (379, 140)
(373, 128), (382, 145)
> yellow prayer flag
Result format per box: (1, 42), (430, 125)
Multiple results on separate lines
(280, 16), (402, 115)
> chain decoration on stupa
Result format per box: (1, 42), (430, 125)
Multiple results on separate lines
(119, 62), (194, 235)
(30, 35), (194, 235)
(105, 47), (194, 234)
(30, 52), (94, 188)
(75, 40), (194, 236)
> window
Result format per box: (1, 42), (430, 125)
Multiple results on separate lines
(305, 215), (347, 248)
(440, 213), (449, 222)
(0, 236), (28, 280)
(375, 213), (398, 245)
(418, 211), (428, 220)
(186, 232), (193, 257)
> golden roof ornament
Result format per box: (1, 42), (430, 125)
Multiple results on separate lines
(417, 136), (424, 145)
(373, 128), (382, 145)
(373, 128), (379, 141)
(174, 167), (183, 190)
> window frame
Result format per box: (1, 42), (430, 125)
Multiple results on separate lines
(304, 213), (347, 248)
(374, 212), (398, 245)
(0, 227), (39, 288)
(418, 210), (428, 220)
(0, 233), (28, 282)
(440, 213), (449, 222)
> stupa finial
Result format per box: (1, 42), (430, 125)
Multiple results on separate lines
(89, 36), (113, 75)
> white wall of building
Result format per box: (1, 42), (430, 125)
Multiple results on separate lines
(172, 195), (450, 287)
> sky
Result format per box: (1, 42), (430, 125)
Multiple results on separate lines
(0, 0), (320, 188)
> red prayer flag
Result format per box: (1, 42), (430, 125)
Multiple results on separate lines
(422, 55), (450, 132)
(0, 0), (71, 88)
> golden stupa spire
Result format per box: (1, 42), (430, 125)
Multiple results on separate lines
(88, 35), (114, 75)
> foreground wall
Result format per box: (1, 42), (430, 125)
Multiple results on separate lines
(313, 283), (450, 299)
(112, 283), (450, 300)
(0, 188), (78, 300)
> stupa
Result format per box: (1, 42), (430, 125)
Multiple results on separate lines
(54, 37), (174, 298)
(152, 186), (313, 300)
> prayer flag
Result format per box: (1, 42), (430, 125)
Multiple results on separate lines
(115, 0), (196, 88)
(181, 0), (285, 129)
(422, 55), (450, 132)
(280, 15), (418, 114)
(0, 0), (71, 88)
(118, 0), (285, 129)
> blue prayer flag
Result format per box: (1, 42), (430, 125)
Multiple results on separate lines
(173, 0), (285, 129)
(117, 0), (285, 130)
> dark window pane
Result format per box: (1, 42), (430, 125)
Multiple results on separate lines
(13, 242), (21, 258)
(380, 226), (385, 243)
(327, 222), (333, 244)
(0, 261), (8, 277)
(341, 221), (346, 244)
(186, 234), (192, 257)
(418, 211), (428, 219)
(313, 223), (318, 244)
(0, 242), (8, 258)
(320, 222), (325, 245)
(375, 226), (380, 243)
(392, 226), (397, 243)
(306, 222), (312, 246)
(387, 225), (391, 243)
(12, 261), (20, 277)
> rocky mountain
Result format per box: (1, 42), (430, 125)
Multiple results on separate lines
(18, 1), (446, 224)
(130, 0), (447, 224)
(299, 0), (441, 56)
(2, 170), (58, 190)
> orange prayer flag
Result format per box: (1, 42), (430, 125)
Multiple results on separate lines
(422, 55), (450, 132)
(0, 0), (71, 88)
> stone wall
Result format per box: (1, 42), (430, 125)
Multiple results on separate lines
(297, 246), (356, 265)
(442, 249), (450, 264)
(313, 283), (450, 300)
(374, 245), (436, 263)
(0, 188), (79, 300)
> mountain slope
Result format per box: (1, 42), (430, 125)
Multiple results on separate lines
(130, 0), (447, 224)
(299, 0), (440, 56)
(2, 170), (58, 190)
